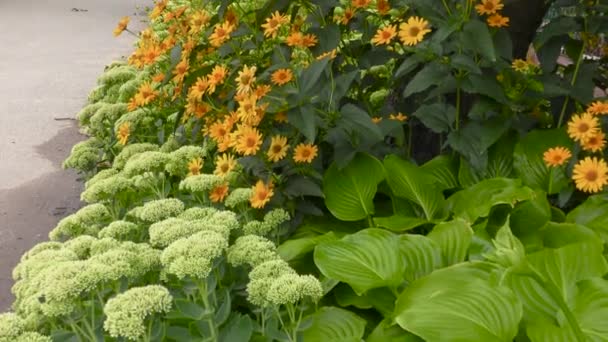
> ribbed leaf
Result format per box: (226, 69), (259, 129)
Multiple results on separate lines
(394, 265), (522, 342)
(428, 219), (473, 266)
(399, 235), (443, 283)
(324, 153), (385, 221)
(302, 307), (366, 342)
(420, 155), (460, 191)
(384, 155), (446, 221)
(314, 229), (404, 295)
(566, 195), (608, 243)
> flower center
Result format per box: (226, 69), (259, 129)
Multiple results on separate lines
(246, 137), (256, 147)
(409, 27), (420, 37)
(272, 145), (282, 153)
(302, 149), (311, 158)
(484, 3), (495, 10)
(221, 164), (229, 173)
(579, 123), (590, 133)
(258, 191), (268, 200)
(586, 170), (598, 182)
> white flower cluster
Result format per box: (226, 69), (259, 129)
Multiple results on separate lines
(85, 168), (119, 188)
(103, 285), (173, 341)
(77, 102), (104, 126)
(81, 174), (132, 203)
(242, 209), (291, 236)
(98, 220), (141, 241)
(178, 207), (218, 220)
(89, 103), (128, 135)
(227, 235), (279, 268)
(149, 209), (238, 247)
(97, 65), (137, 86)
(161, 231), (228, 279)
(224, 188), (253, 208)
(0, 313), (52, 342)
(49, 204), (111, 241)
(122, 151), (170, 177)
(62, 137), (103, 172)
(179, 174), (223, 193)
(113, 143), (159, 169)
(165, 145), (208, 176)
(138, 198), (185, 222)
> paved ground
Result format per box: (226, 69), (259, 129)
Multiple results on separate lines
(0, 0), (147, 310)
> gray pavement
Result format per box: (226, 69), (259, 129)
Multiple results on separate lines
(0, 0), (147, 310)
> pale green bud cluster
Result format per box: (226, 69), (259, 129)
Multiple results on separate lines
(149, 217), (230, 248)
(122, 151), (169, 177)
(13, 249), (78, 281)
(103, 285), (173, 341)
(138, 198), (185, 222)
(159, 135), (181, 153)
(178, 207), (218, 220)
(14, 332), (52, 342)
(77, 102), (104, 126)
(81, 174), (132, 203)
(246, 260), (295, 307)
(161, 231), (228, 279)
(224, 188), (253, 208)
(243, 209), (291, 236)
(62, 138), (103, 172)
(266, 274), (323, 306)
(227, 235), (279, 267)
(97, 65), (137, 86)
(89, 103), (128, 134)
(88, 86), (105, 104)
(0, 312), (25, 341)
(63, 235), (97, 259)
(98, 221), (140, 241)
(19, 242), (62, 262)
(113, 109), (150, 134)
(113, 143), (159, 169)
(49, 204), (111, 241)
(85, 168), (119, 188)
(165, 145), (207, 176)
(206, 211), (240, 232)
(179, 174), (223, 193)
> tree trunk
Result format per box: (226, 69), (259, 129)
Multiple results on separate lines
(503, 0), (553, 58)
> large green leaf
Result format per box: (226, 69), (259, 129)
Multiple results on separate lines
(462, 19), (497, 62)
(428, 219), (473, 266)
(314, 229), (404, 295)
(384, 155), (446, 221)
(277, 232), (338, 262)
(420, 155), (460, 191)
(566, 195), (608, 243)
(403, 62), (448, 97)
(323, 153), (385, 221)
(513, 129), (573, 194)
(394, 264), (522, 342)
(373, 215), (428, 232)
(399, 234), (443, 283)
(302, 307), (366, 342)
(368, 320), (423, 342)
(446, 178), (535, 224)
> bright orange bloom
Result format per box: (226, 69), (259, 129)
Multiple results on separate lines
(573, 157), (608, 193)
(389, 113), (408, 122)
(372, 25), (397, 45)
(209, 183), (229, 203)
(172, 58), (190, 83)
(543, 147), (572, 167)
(487, 14), (510, 28)
(335, 7), (356, 25)
(187, 157), (203, 176)
(113, 16), (130, 37)
(134, 82), (158, 107)
(250, 180), (274, 209)
(377, 0), (391, 14)
(267, 136), (290, 162)
(236, 65), (257, 95)
(235, 126), (263, 156)
(214, 153), (237, 177)
(399, 17), (432, 46)
(209, 21), (234, 47)
(583, 132), (606, 153)
(587, 101), (608, 115)
(475, 0), (504, 16)
(262, 11), (289, 38)
(302, 34), (318, 48)
(271, 69), (294, 86)
(117, 122), (131, 145)
(207, 65), (229, 93)
(568, 113), (599, 142)
(293, 143), (318, 163)
(285, 31), (304, 47)
(352, 0), (372, 8)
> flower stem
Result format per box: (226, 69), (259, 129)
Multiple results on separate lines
(558, 41), (586, 128)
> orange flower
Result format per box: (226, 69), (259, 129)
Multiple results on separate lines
(172, 58), (190, 83)
(141, 45), (164, 65)
(237, 93), (260, 125)
(214, 153), (237, 177)
(587, 101), (608, 116)
(293, 143), (318, 163)
(399, 17), (432, 46)
(189, 77), (209, 100)
(271, 69), (294, 86)
(573, 157), (608, 193)
(207, 65), (228, 93)
(475, 0), (504, 16)
(187, 157), (203, 176)
(117, 122), (131, 145)
(335, 7), (356, 25)
(152, 73), (165, 83)
(134, 82), (158, 107)
(208, 121), (231, 143)
(377, 0), (391, 15)
(250, 180), (274, 209)
(261, 11), (289, 38)
(235, 126), (263, 156)
(568, 113), (599, 142)
(236, 65), (257, 94)
(543, 147), (572, 167)
(372, 25), (397, 46)
(285, 31), (304, 47)
(316, 49), (338, 60)
(352, 0), (371, 8)
(255, 84), (272, 98)
(487, 14), (510, 28)
(189, 10), (211, 33)
(274, 112), (288, 123)
(185, 100), (210, 119)
(113, 16), (130, 37)
(209, 21), (234, 47)
(302, 34), (318, 48)
(209, 183), (229, 203)
(583, 132), (606, 153)
(149, 0), (168, 19)
(267, 136), (290, 162)
(389, 113), (408, 122)
(371, 117), (383, 124)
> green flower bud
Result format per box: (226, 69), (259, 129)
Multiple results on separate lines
(227, 235), (278, 267)
(49, 204), (111, 241)
(0, 313), (25, 341)
(15, 332), (52, 342)
(113, 143), (159, 169)
(138, 198), (185, 222)
(247, 260), (296, 307)
(161, 231), (228, 279)
(178, 207), (218, 220)
(84, 168), (119, 189)
(19, 242), (62, 262)
(98, 221), (141, 241)
(266, 274), (323, 306)
(179, 174), (223, 193)
(224, 188), (253, 208)
(122, 151), (169, 177)
(81, 175), (132, 203)
(77, 102), (104, 126)
(63, 235), (97, 259)
(165, 146), (208, 177)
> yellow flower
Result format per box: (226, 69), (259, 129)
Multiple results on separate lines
(208, 121), (230, 144)
(316, 49), (338, 60)
(377, 0), (391, 15)
(543, 147), (572, 167)
(389, 113), (408, 122)
(371, 117), (383, 124)
(149, 0), (168, 20)
(235, 126), (263, 156)
(236, 65), (257, 95)
(152, 73), (165, 83)
(117, 122), (131, 145)
(113, 16), (130, 37)
(207, 65), (228, 93)
(335, 7), (357, 25)
(261, 11), (289, 38)
(275, 112), (288, 123)
(511, 59), (530, 73)
(267, 136), (290, 162)
(573, 157), (608, 193)
(399, 17), (432, 46)
(189, 10), (211, 33)
(271, 69), (294, 86)
(250, 180), (274, 209)
(487, 14), (510, 28)
(285, 31), (304, 47)
(172, 58), (190, 83)
(187, 157), (203, 176)
(582, 132), (606, 153)
(209, 21), (235, 47)
(302, 33), (319, 48)
(209, 183), (229, 203)
(475, 0), (504, 15)
(372, 25), (397, 46)
(237, 94), (260, 125)
(134, 82), (158, 107)
(568, 113), (599, 142)
(352, 0), (372, 8)
(189, 77), (209, 100)
(255, 84), (272, 98)
(214, 153), (237, 177)
(587, 101), (608, 115)
(293, 143), (318, 163)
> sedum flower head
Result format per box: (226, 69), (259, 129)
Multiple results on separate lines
(113, 143), (159, 169)
(0, 312), (25, 340)
(14, 332), (52, 342)
(63, 235), (97, 259)
(103, 285), (173, 341)
(89, 247), (160, 281)
(138, 198), (185, 222)
(224, 188), (253, 208)
(161, 231), (228, 279)
(85, 168), (119, 188)
(149, 218), (230, 248)
(122, 151), (170, 177)
(88, 85), (105, 104)
(179, 174), (223, 193)
(243, 220), (267, 236)
(266, 274), (323, 306)
(19, 242), (62, 262)
(89, 103), (129, 134)
(12, 249), (78, 281)
(178, 207), (218, 220)
(165, 145), (208, 177)
(247, 260), (296, 307)
(49, 204), (111, 241)
(227, 235), (279, 267)
(81, 174), (132, 203)
(264, 208), (290, 228)
(77, 102), (104, 126)
(98, 220), (140, 241)
(159, 135), (181, 153)
(62, 143), (100, 172)
(98, 65), (137, 86)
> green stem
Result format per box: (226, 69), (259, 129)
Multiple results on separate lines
(548, 168), (554, 195)
(367, 215), (375, 228)
(557, 41), (586, 128)
(199, 281), (218, 342)
(455, 86), (461, 131)
(440, 0), (452, 15)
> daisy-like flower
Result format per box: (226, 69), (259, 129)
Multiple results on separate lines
(255, 84), (272, 98)
(187, 157), (203, 176)
(262, 11), (289, 38)
(389, 113), (408, 122)
(113, 16), (130, 37)
(568, 113), (599, 142)
(237, 93), (260, 126)
(285, 31), (304, 47)
(511, 59), (530, 73)
(371, 117), (383, 124)
(117, 122), (131, 145)
(302, 34), (318, 48)
(293, 143), (318, 163)
(372, 25), (397, 46)
(152, 73), (165, 83)
(207, 65), (228, 93)
(583, 132), (606, 153)
(189, 10), (211, 34)
(377, 0), (391, 15)
(487, 14), (510, 28)
(236, 65), (257, 95)
(587, 101), (608, 115)
(475, 0), (504, 15)
(543, 147), (572, 167)
(267, 136), (289, 162)
(573, 157), (608, 193)
(335, 7), (356, 25)
(141, 45), (163, 65)
(207, 121), (230, 143)
(172, 58), (190, 83)
(209, 184), (229, 203)
(189, 77), (209, 100)
(134, 82), (158, 107)
(352, 0), (372, 8)
(149, 0), (168, 19)
(316, 49), (338, 60)
(235, 126), (263, 156)
(399, 17), (432, 46)
(214, 153), (237, 177)
(250, 180), (274, 209)
(271, 69), (293, 86)
(209, 21), (235, 47)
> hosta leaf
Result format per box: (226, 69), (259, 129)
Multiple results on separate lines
(446, 178), (535, 224)
(314, 229), (404, 295)
(368, 320), (423, 342)
(420, 155), (460, 191)
(277, 232), (338, 262)
(373, 215), (428, 232)
(384, 155), (446, 221)
(302, 307), (366, 342)
(394, 264), (522, 342)
(399, 234), (443, 283)
(566, 195), (608, 243)
(427, 219), (473, 266)
(323, 153), (385, 221)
